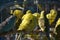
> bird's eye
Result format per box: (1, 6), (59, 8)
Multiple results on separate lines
(30, 20), (32, 23)
(30, 20), (32, 22)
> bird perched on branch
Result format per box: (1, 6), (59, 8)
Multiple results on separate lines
(46, 9), (57, 25)
(54, 18), (60, 40)
(10, 10), (24, 33)
(17, 13), (37, 33)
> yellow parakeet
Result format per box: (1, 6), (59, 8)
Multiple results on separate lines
(55, 18), (60, 28)
(13, 10), (23, 22)
(13, 10), (23, 19)
(54, 18), (60, 35)
(46, 9), (57, 25)
(17, 13), (37, 32)
(54, 18), (60, 40)
(12, 10), (23, 29)
(38, 11), (45, 31)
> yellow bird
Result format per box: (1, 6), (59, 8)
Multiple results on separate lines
(17, 13), (37, 32)
(38, 11), (45, 31)
(13, 10), (23, 19)
(12, 10), (24, 29)
(46, 9), (57, 25)
(13, 10), (23, 22)
(55, 18), (60, 28)
(54, 18), (60, 35)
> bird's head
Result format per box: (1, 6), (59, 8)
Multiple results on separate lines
(13, 10), (23, 19)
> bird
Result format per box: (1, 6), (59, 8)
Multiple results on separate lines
(17, 13), (37, 33)
(46, 9), (57, 25)
(54, 18), (60, 40)
(54, 18), (60, 35)
(38, 11), (45, 32)
(13, 9), (23, 19)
